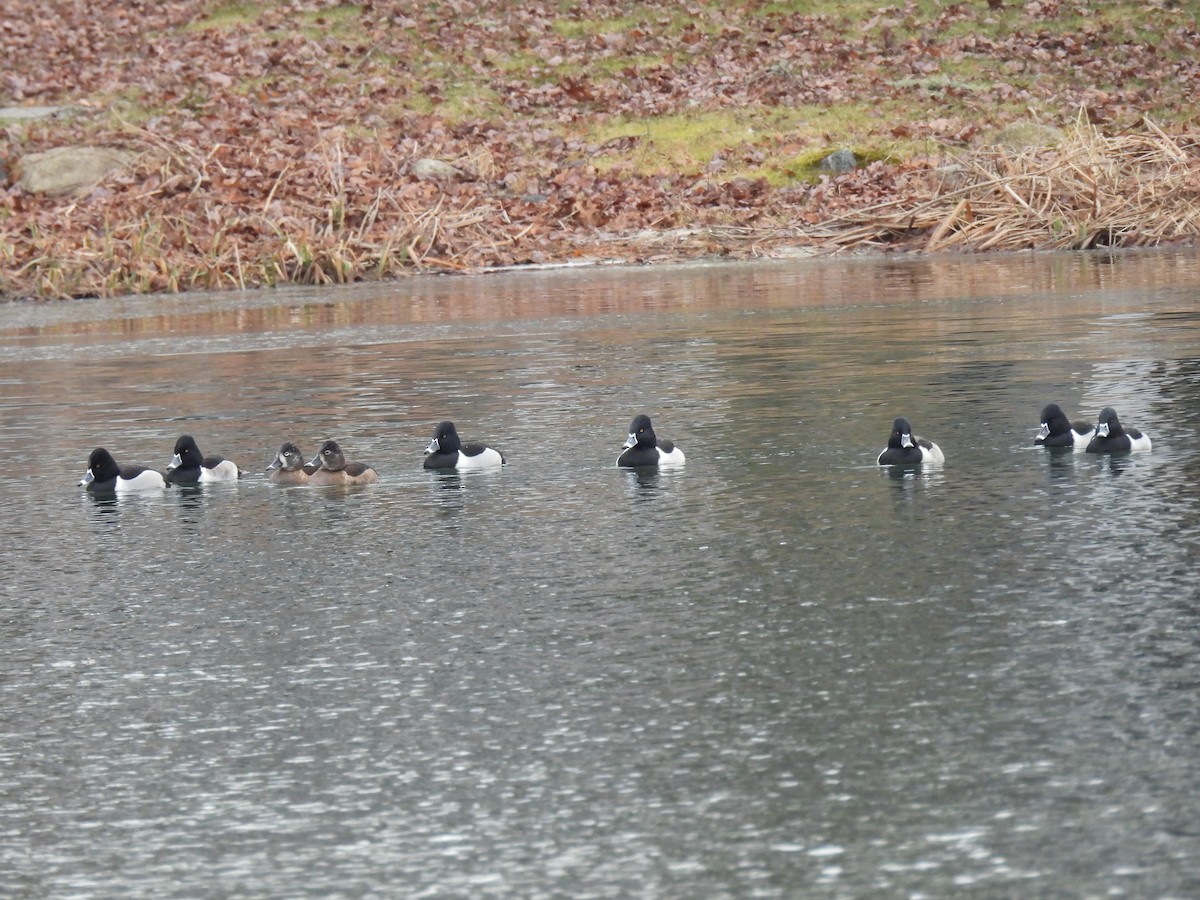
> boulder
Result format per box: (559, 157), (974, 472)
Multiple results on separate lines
(0, 105), (85, 122)
(16, 145), (135, 196)
(411, 157), (465, 182)
(817, 148), (858, 173)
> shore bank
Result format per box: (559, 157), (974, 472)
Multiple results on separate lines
(2, 1), (1198, 300)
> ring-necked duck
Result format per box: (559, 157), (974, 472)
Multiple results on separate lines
(165, 434), (241, 484)
(617, 414), (686, 467)
(79, 448), (166, 492)
(877, 416), (945, 465)
(1034, 403), (1095, 449)
(1085, 407), (1152, 454)
(424, 421), (505, 470)
(307, 440), (379, 485)
(266, 442), (315, 485)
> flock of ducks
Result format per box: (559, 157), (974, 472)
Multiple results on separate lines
(875, 404), (1151, 466)
(78, 407), (1151, 494)
(1032, 403), (1152, 453)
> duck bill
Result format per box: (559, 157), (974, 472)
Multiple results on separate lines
(79, 470), (95, 487)
(900, 433), (914, 449)
(425, 437), (440, 454)
(307, 453), (322, 470)
(622, 433), (637, 450)
(1036, 423), (1050, 440)
(1096, 423), (1110, 438)
(167, 452), (183, 471)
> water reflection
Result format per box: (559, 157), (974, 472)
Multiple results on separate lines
(3, 251), (1200, 899)
(423, 471), (467, 529)
(82, 491), (122, 521)
(169, 482), (211, 508)
(1040, 445), (1089, 485)
(620, 466), (677, 499)
(4, 248), (1200, 357)
(426, 471), (465, 494)
(879, 463), (946, 490)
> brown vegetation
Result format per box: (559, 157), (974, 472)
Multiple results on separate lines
(1, 0), (1198, 299)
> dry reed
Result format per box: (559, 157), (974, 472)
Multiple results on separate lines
(3, 119), (1199, 300)
(818, 118), (1200, 254)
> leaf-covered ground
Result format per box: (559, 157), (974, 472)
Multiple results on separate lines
(2, 0), (1199, 298)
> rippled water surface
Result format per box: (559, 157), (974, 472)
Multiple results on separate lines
(2, 251), (1200, 897)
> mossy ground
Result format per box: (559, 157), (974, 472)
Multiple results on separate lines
(2, 0), (1198, 297)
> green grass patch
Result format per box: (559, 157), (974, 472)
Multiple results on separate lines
(893, 70), (1003, 98)
(187, 1), (262, 30)
(494, 50), (549, 76)
(551, 15), (642, 40)
(763, 146), (898, 186)
(590, 53), (671, 78)
(102, 87), (158, 125)
(297, 3), (364, 39)
(747, 0), (1196, 49)
(587, 103), (901, 180)
(551, 6), (721, 40)
(590, 111), (761, 175)
(382, 82), (505, 123)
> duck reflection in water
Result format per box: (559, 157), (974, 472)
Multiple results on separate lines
(622, 465), (679, 502)
(170, 482), (208, 519)
(82, 491), (121, 522)
(880, 461), (945, 495)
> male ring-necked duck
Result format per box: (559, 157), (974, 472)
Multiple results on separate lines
(877, 416), (945, 465)
(165, 434), (241, 484)
(424, 421), (505, 470)
(307, 440), (379, 485)
(79, 447), (166, 492)
(1034, 403), (1095, 449)
(1085, 407), (1151, 454)
(266, 442), (315, 485)
(617, 414), (686, 468)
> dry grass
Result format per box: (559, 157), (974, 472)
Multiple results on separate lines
(0, 131), (529, 298)
(820, 119), (1200, 254)
(5, 0), (1200, 299)
(4, 119), (1199, 299)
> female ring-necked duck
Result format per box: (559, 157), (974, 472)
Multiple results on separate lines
(617, 414), (686, 468)
(79, 447), (166, 492)
(877, 416), (945, 465)
(1034, 403), (1095, 449)
(424, 421), (505, 470)
(307, 440), (379, 485)
(165, 434), (241, 484)
(266, 442), (315, 485)
(1085, 407), (1152, 454)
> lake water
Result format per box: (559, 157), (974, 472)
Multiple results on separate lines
(2, 250), (1199, 898)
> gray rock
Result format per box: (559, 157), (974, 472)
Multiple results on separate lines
(0, 105), (86, 122)
(818, 149), (858, 173)
(411, 158), (465, 182)
(16, 145), (135, 196)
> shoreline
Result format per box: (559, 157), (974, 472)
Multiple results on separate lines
(3, 1), (1198, 301)
(4, 118), (1197, 302)
(9, 247), (1198, 338)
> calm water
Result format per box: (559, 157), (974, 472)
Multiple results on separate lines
(2, 251), (1199, 898)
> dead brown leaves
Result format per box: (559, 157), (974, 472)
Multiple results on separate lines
(2, 0), (1199, 298)
(827, 122), (1200, 253)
